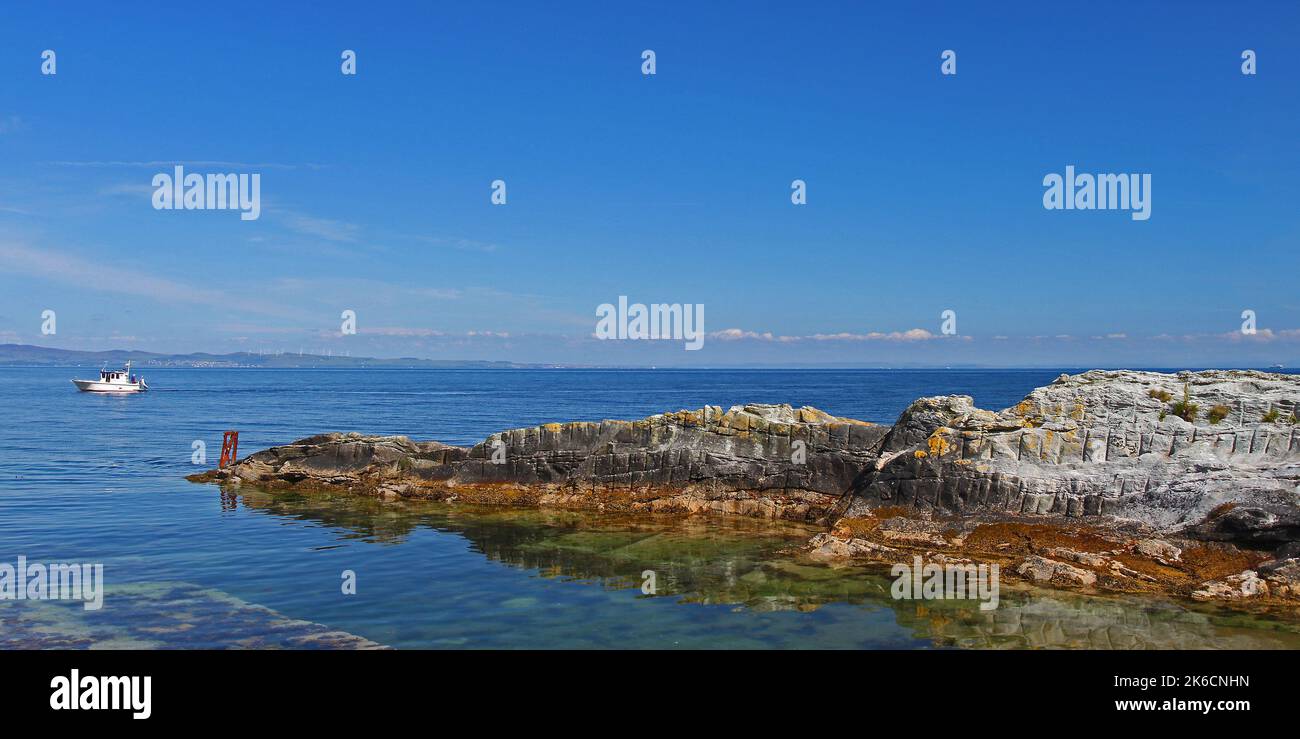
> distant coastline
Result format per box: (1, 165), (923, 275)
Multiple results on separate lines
(1, 344), (1292, 372)
(0, 344), (549, 369)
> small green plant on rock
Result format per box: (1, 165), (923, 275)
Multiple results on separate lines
(1208, 405), (1231, 424)
(1262, 408), (1280, 423)
(1169, 383), (1198, 423)
(1148, 388), (1172, 402)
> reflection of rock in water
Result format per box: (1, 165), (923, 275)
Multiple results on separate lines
(222, 487), (425, 543)
(887, 588), (1300, 649)
(230, 486), (879, 610)
(224, 486), (1300, 649)
(0, 582), (385, 649)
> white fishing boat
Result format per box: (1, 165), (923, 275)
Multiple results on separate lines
(72, 360), (148, 393)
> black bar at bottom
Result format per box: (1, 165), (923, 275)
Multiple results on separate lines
(0, 648), (1284, 726)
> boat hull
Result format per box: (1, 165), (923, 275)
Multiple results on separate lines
(72, 379), (147, 393)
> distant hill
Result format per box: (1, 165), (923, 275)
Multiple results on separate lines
(0, 344), (546, 369)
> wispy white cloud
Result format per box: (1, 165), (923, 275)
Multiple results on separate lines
(411, 236), (499, 253)
(1217, 328), (1300, 342)
(413, 287), (462, 300)
(283, 212), (360, 243)
(0, 239), (309, 320)
(361, 327), (448, 337)
(46, 160), (324, 170)
(709, 329), (776, 341)
(710, 327), (943, 342)
(706, 329), (1300, 346)
(1147, 329), (1300, 343)
(98, 183), (155, 197)
(265, 277), (465, 304)
(359, 327), (512, 338)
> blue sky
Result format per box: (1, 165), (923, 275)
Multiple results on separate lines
(1, 1), (1298, 366)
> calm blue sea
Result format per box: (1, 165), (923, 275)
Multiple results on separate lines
(3, 367), (1297, 649)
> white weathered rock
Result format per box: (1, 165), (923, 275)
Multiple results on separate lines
(1016, 555), (1098, 587)
(1134, 538), (1182, 562)
(846, 370), (1300, 545)
(807, 533), (896, 559)
(1192, 569), (1270, 600)
(1044, 547), (1109, 567)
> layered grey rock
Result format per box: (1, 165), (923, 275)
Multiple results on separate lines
(845, 370), (1300, 544)
(199, 404), (887, 522)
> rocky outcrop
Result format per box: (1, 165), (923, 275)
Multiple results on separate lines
(846, 370), (1300, 542)
(811, 370), (1299, 605)
(188, 370), (1300, 603)
(191, 404), (886, 523)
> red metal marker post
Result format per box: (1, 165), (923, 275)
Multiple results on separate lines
(219, 431), (239, 468)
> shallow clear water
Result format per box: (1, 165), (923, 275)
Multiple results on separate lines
(3, 367), (1298, 649)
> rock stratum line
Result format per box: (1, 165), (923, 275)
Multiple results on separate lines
(188, 370), (1300, 605)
